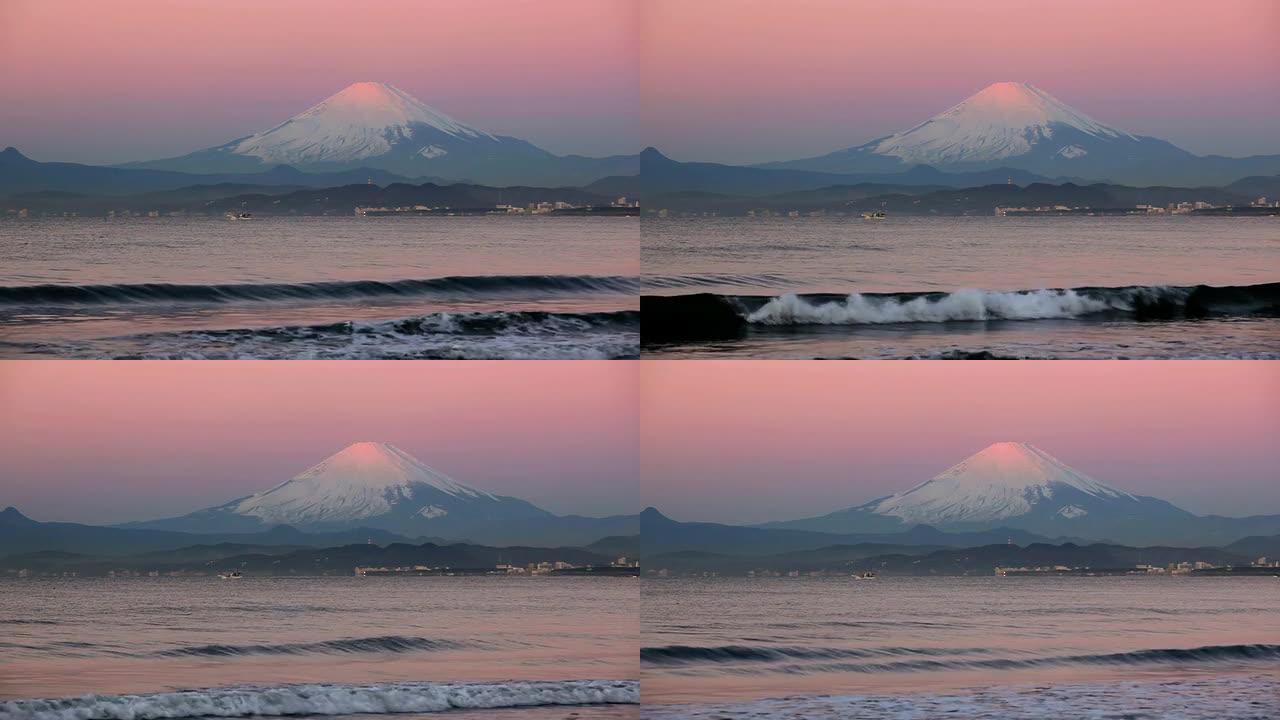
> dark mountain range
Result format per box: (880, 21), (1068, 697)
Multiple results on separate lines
(649, 541), (1255, 577)
(4, 184), (307, 215)
(639, 147), (1051, 196)
(585, 534), (640, 558)
(648, 542), (944, 575)
(638, 507), (1054, 557)
(0, 506), (424, 557)
(0, 146), (421, 198)
(0, 538), (617, 577)
(1226, 175), (1280, 199)
(1222, 534), (1280, 559)
(209, 182), (615, 215)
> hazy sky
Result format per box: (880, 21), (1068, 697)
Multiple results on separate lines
(642, 362), (1280, 524)
(6, 1), (1275, 167)
(0, 362), (638, 524)
(641, 0), (1280, 163)
(0, 0), (640, 164)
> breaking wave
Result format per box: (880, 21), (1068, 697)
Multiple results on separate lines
(0, 680), (639, 720)
(747, 287), (1138, 324)
(7, 310), (640, 360)
(742, 282), (1279, 326)
(640, 281), (1280, 344)
(155, 635), (465, 658)
(641, 642), (1280, 673)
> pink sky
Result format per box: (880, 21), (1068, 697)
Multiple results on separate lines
(0, 362), (638, 524)
(0, 0), (639, 164)
(641, 0), (1280, 162)
(641, 362), (1280, 524)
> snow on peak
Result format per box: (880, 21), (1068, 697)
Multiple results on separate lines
(869, 82), (1135, 164)
(230, 82), (493, 164)
(233, 441), (496, 524)
(869, 441), (1136, 524)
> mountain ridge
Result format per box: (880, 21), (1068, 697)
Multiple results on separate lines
(121, 82), (638, 186)
(121, 442), (639, 546)
(760, 443), (1280, 546)
(759, 82), (1280, 186)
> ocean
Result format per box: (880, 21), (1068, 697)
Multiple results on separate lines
(0, 576), (638, 719)
(641, 216), (1280, 358)
(641, 576), (1280, 719)
(0, 216), (638, 359)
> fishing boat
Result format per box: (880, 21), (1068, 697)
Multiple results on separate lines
(861, 210), (886, 220)
(218, 571), (243, 579)
(224, 212), (253, 220)
(854, 571), (877, 579)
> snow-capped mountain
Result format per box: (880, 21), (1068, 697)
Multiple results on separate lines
(226, 82), (498, 167)
(868, 442), (1137, 525)
(763, 442), (1209, 545)
(229, 441), (501, 527)
(125, 82), (637, 186)
(124, 442), (637, 547)
(861, 83), (1135, 167)
(761, 82), (1280, 186)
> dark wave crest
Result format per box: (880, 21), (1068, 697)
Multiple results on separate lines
(156, 635), (464, 658)
(641, 644), (990, 665)
(0, 274), (639, 306)
(642, 642), (1280, 673)
(0, 273), (803, 307)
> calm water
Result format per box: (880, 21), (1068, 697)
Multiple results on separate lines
(642, 217), (1280, 358)
(0, 577), (638, 719)
(0, 217), (639, 359)
(641, 577), (1280, 719)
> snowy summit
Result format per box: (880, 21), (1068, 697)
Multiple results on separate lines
(126, 81), (637, 186)
(869, 441), (1136, 524)
(230, 82), (494, 165)
(762, 440), (1202, 544)
(122, 441), (638, 546)
(232, 441), (496, 526)
(760, 80), (1255, 185)
(868, 82), (1136, 165)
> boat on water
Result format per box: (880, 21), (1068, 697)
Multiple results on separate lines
(225, 212), (253, 220)
(218, 571), (244, 579)
(861, 210), (886, 220)
(854, 571), (877, 579)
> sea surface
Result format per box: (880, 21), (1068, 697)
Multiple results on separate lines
(0, 216), (639, 359)
(641, 576), (1280, 719)
(642, 216), (1280, 358)
(0, 576), (638, 719)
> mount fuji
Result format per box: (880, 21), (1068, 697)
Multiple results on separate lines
(761, 82), (1280, 186)
(122, 442), (637, 547)
(124, 82), (637, 186)
(762, 442), (1280, 546)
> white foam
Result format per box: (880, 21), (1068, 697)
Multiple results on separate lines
(746, 289), (1122, 325)
(0, 680), (638, 720)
